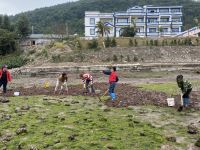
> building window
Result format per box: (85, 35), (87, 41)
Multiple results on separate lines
(136, 28), (140, 33)
(136, 18), (144, 23)
(149, 28), (157, 33)
(159, 8), (169, 13)
(148, 9), (157, 13)
(148, 18), (158, 23)
(90, 28), (95, 35)
(163, 28), (168, 32)
(172, 28), (179, 32)
(90, 18), (95, 25)
(171, 8), (181, 13)
(172, 17), (181, 22)
(160, 18), (169, 22)
(117, 18), (128, 23)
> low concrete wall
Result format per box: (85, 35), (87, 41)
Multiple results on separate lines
(11, 63), (200, 78)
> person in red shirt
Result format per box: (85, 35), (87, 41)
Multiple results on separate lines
(0, 65), (12, 95)
(80, 73), (95, 94)
(103, 66), (118, 101)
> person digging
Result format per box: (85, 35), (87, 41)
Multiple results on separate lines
(176, 75), (192, 112)
(0, 65), (12, 97)
(54, 72), (68, 95)
(103, 66), (119, 105)
(80, 73), (95, 95)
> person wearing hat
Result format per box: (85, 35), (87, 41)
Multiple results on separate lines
(176, 75), (192, 111)
(0, 65), (12, 95)
(54, 72), (68, 94)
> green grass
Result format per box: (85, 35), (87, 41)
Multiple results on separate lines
(0, 95), (200, 149)
(0, 95), (167, 150)
(138, 80), (200, 96)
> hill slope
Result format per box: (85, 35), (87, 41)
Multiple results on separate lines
(12, 0), (200, 35)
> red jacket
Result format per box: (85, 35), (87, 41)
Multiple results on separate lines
(109, 71), (117, 83)
(0, 70), (12, 82)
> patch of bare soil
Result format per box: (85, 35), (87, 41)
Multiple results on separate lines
(5, 83), (200, 109)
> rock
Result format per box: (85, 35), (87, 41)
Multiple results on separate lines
(2, 114), (11, 120)
(195, 138), (200, 147)
(16, 127), (27, 135)
(71, 100), (79, 104)
(103, 108), (111, 112)
(43, 97), (49, 101)
(188, 123), (198, 134)
(166, 136), (176, 142)
(15, 107), (21, 113)
(140, 132), (146, 136)
(44, 130), (53, 136)
(68, 134), (76, 141)
(1, 147), (7, 150)
(0, 97), (9, 103)
(0, 133), (13, 142)
(29, 145), (38, 150)
(21, 104), (30, 111)
(64, 103), (70, 106)
(54, 139), (60, 144)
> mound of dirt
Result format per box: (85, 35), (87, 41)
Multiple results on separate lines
(5, 83), (200, 109)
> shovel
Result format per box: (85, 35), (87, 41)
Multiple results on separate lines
(98, 89), (109, 102)
(178, 93), (183, 112)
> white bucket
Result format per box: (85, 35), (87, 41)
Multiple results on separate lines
(14, 92), (20, 96)
(167, 98), (175, 107)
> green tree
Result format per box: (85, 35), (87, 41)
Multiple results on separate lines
(96, 21), (110, 37)
(16, 14), (30, 39)
(120, 26), (136, 37)
(0, 15), (2, 28)
(2, 15), (11, 31)
(158, 26), (163, 37)
(104, 37), (111, 48)
(0, 29), (17, 55)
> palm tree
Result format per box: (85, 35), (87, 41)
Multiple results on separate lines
(194, 17), (200, 27)
(96, 21), (110, 37)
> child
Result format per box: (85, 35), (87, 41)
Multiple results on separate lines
(54, 72), (68, 94)
(80, 73), (95, 94)
(0, 65), (12, 96)
(176, 75), (192, 111)
(103, 66), (118, 101)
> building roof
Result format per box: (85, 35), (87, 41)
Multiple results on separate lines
(28, 34), (66, 39)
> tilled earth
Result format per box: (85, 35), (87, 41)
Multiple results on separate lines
(5, 83), (200, 109)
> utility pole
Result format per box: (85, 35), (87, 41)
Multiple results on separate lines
(66, 22), (69, 37)
(32, 26), (34, 34)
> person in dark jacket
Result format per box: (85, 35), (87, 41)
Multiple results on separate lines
(103, 66), (118, 101)
(177, 75), (192, 111)
(0, 65), (12, 96)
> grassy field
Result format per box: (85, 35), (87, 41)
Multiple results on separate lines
(138, 80), (200, 96)
(0, 95), (200, 149)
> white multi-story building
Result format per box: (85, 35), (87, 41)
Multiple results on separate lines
(85, 5), (183, 38)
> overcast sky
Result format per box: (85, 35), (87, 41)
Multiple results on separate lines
(0, 0), (78, 15)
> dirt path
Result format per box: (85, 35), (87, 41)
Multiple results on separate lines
(4, 83), (200, 109)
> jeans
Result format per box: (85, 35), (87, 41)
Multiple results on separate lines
(86, 80), (95, 93)
(109, 82), (116, 100)
(0, 80), (7, 93)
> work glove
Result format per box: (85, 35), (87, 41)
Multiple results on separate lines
(83, 84), (86, 89)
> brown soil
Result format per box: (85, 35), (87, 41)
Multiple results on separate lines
(5, 83), (200, 109)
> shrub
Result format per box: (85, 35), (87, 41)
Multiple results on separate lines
(52, 54), (61, 63)
(154, 40), (158, 46)
(126, 55), (131, 62)
(146, 40), (149, 46)
(134, 39), (138, 46)
(87, 39), (98, 49)
(129, 39), (134, 47)
(104, 37), (111, 48)
(0, 56), (27, 69)
(120, 55), (124, 62)
(110, 38), (117, 47)
(41, 49), (49, 58)
(150, 40), (154, 46)
(133, 56), (138, 62)
(112, 55), (118, 62)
